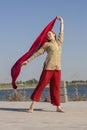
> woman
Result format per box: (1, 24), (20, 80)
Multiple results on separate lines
(22, 16), (64, 113)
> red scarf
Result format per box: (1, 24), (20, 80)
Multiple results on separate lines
(11, 17), (57, 89)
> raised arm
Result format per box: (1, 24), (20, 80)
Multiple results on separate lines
(56, 16), (64, 44)
(57, 16), (64, 34)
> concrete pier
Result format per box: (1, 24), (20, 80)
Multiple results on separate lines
(0, 101), (87, 130)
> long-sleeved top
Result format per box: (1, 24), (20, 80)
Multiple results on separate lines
(28, 33), (64, 70)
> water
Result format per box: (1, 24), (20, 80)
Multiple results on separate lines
(0, 86), (87, 101)
(67, 86), (87, 100)
(0, 88), (49, 101)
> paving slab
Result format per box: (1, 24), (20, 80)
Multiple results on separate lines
(0, 101), (87, 130)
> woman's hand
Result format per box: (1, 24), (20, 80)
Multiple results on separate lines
(21, 61), (28, 66)
(57, 16), (63, 23)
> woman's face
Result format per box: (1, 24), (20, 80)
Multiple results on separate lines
(46, 31), (55, 41)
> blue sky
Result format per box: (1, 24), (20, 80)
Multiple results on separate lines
(0, 0), (87, 83)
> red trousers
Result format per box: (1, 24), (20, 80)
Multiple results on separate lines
(30, 70), (61, 106)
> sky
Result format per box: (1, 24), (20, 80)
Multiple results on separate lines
(0, 0), (87, 83)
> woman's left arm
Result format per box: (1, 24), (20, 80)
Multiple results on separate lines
(57, 16), (64, 33)
(57, 16), (64, 44)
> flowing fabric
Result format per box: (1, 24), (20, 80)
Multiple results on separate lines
(11, 17), (57, 89)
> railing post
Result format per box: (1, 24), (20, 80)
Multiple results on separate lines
(45, 80), (68, 103)
(60, 80), (68, 103)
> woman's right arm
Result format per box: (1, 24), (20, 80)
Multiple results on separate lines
(22, 43), (47, 66)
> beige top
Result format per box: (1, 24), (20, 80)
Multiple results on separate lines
(28, 33), (64, 70)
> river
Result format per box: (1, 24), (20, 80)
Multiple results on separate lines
(0, 86), (87, 101)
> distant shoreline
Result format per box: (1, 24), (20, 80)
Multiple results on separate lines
(0, 84), (87, 91)
(0, 86), (36, 90)
(0, 80), (87, 90)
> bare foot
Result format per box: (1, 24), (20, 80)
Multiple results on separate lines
(27, 109), (33, 113)
(57, 107), (64, 112)
(27, 101), (35, 113)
